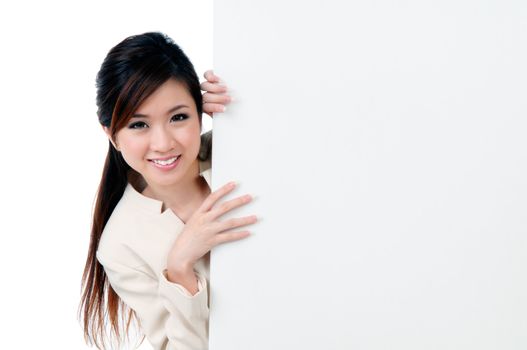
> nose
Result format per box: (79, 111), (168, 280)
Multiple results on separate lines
(150, 125), (175, 153)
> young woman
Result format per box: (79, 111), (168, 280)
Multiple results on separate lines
(79, 32), (257, 350)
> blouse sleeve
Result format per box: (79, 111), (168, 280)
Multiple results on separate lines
(198, 130), (212, 162)
(96, 251), (209, 350)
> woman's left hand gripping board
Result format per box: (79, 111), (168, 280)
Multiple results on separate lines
(201, 70), (232, 117)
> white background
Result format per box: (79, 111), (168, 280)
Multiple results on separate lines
(0, 1), (212, 348)
(210, 1), (527, 349)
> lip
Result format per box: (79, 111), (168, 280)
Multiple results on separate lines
(149, 155), (181, 171)
(148, 155), (180, 161)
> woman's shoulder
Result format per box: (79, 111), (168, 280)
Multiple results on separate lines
(97, 182), (187, 275)
(96, 184), (160, 268)
(198, 130), (212, 164)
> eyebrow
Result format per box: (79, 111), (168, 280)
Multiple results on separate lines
(132, 104), (189, 118)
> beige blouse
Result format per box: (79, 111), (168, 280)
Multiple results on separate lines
(96, 157), (212, 350)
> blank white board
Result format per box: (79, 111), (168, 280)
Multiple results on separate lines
(210, 1), (527, 349)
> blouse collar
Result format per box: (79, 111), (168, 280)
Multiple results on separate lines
(122, 159), (212, 216)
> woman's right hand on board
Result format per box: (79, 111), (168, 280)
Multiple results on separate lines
(166, 182), (257, 276)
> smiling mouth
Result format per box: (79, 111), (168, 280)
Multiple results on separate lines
(150, 155), (180, 166)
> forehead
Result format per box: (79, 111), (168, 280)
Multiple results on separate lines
(135, 78), (194, 115)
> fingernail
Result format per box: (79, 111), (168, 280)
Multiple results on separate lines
(221, 105), (226, 112)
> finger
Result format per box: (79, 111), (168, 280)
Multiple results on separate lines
(216, 215), (258, 232)
(203, 70), (220, 83)
(209, 194), (253, 219)
(212, 230), (251, 246)
(199, 182), (237, 213)
(202, 91), (231, 104)
(203, 103), (226, 114)
(200, 81), (228, 93)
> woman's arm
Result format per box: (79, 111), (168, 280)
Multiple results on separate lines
(199, 131), (212, 162)
(97, 251), (209, 350)
(165, 263), (200, 295)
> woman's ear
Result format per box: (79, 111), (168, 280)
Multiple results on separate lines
(102, 125), (120, 151)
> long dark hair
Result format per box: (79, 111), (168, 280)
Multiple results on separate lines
(78, 32), (204, 349)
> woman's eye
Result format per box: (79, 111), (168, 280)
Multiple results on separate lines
(128, 121), (148, 129)
(171, 113), (189, 122)
(126, 114), (187, 129)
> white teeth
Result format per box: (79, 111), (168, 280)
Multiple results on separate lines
(152, 156), (179, 165)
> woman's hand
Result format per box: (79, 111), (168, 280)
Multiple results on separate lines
(201, 70), (232, 117)
(166, 182), (257, 276)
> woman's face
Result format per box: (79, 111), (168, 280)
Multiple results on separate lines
(107, 78), (202, 189)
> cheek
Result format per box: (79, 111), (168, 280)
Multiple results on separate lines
(179, 123), (202, 149)
(118, 134), (148, 162)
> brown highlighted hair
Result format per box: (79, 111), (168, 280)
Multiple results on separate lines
(78, 32), (204, 349)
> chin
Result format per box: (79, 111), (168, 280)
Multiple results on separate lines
(142, 175), (181, 190)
